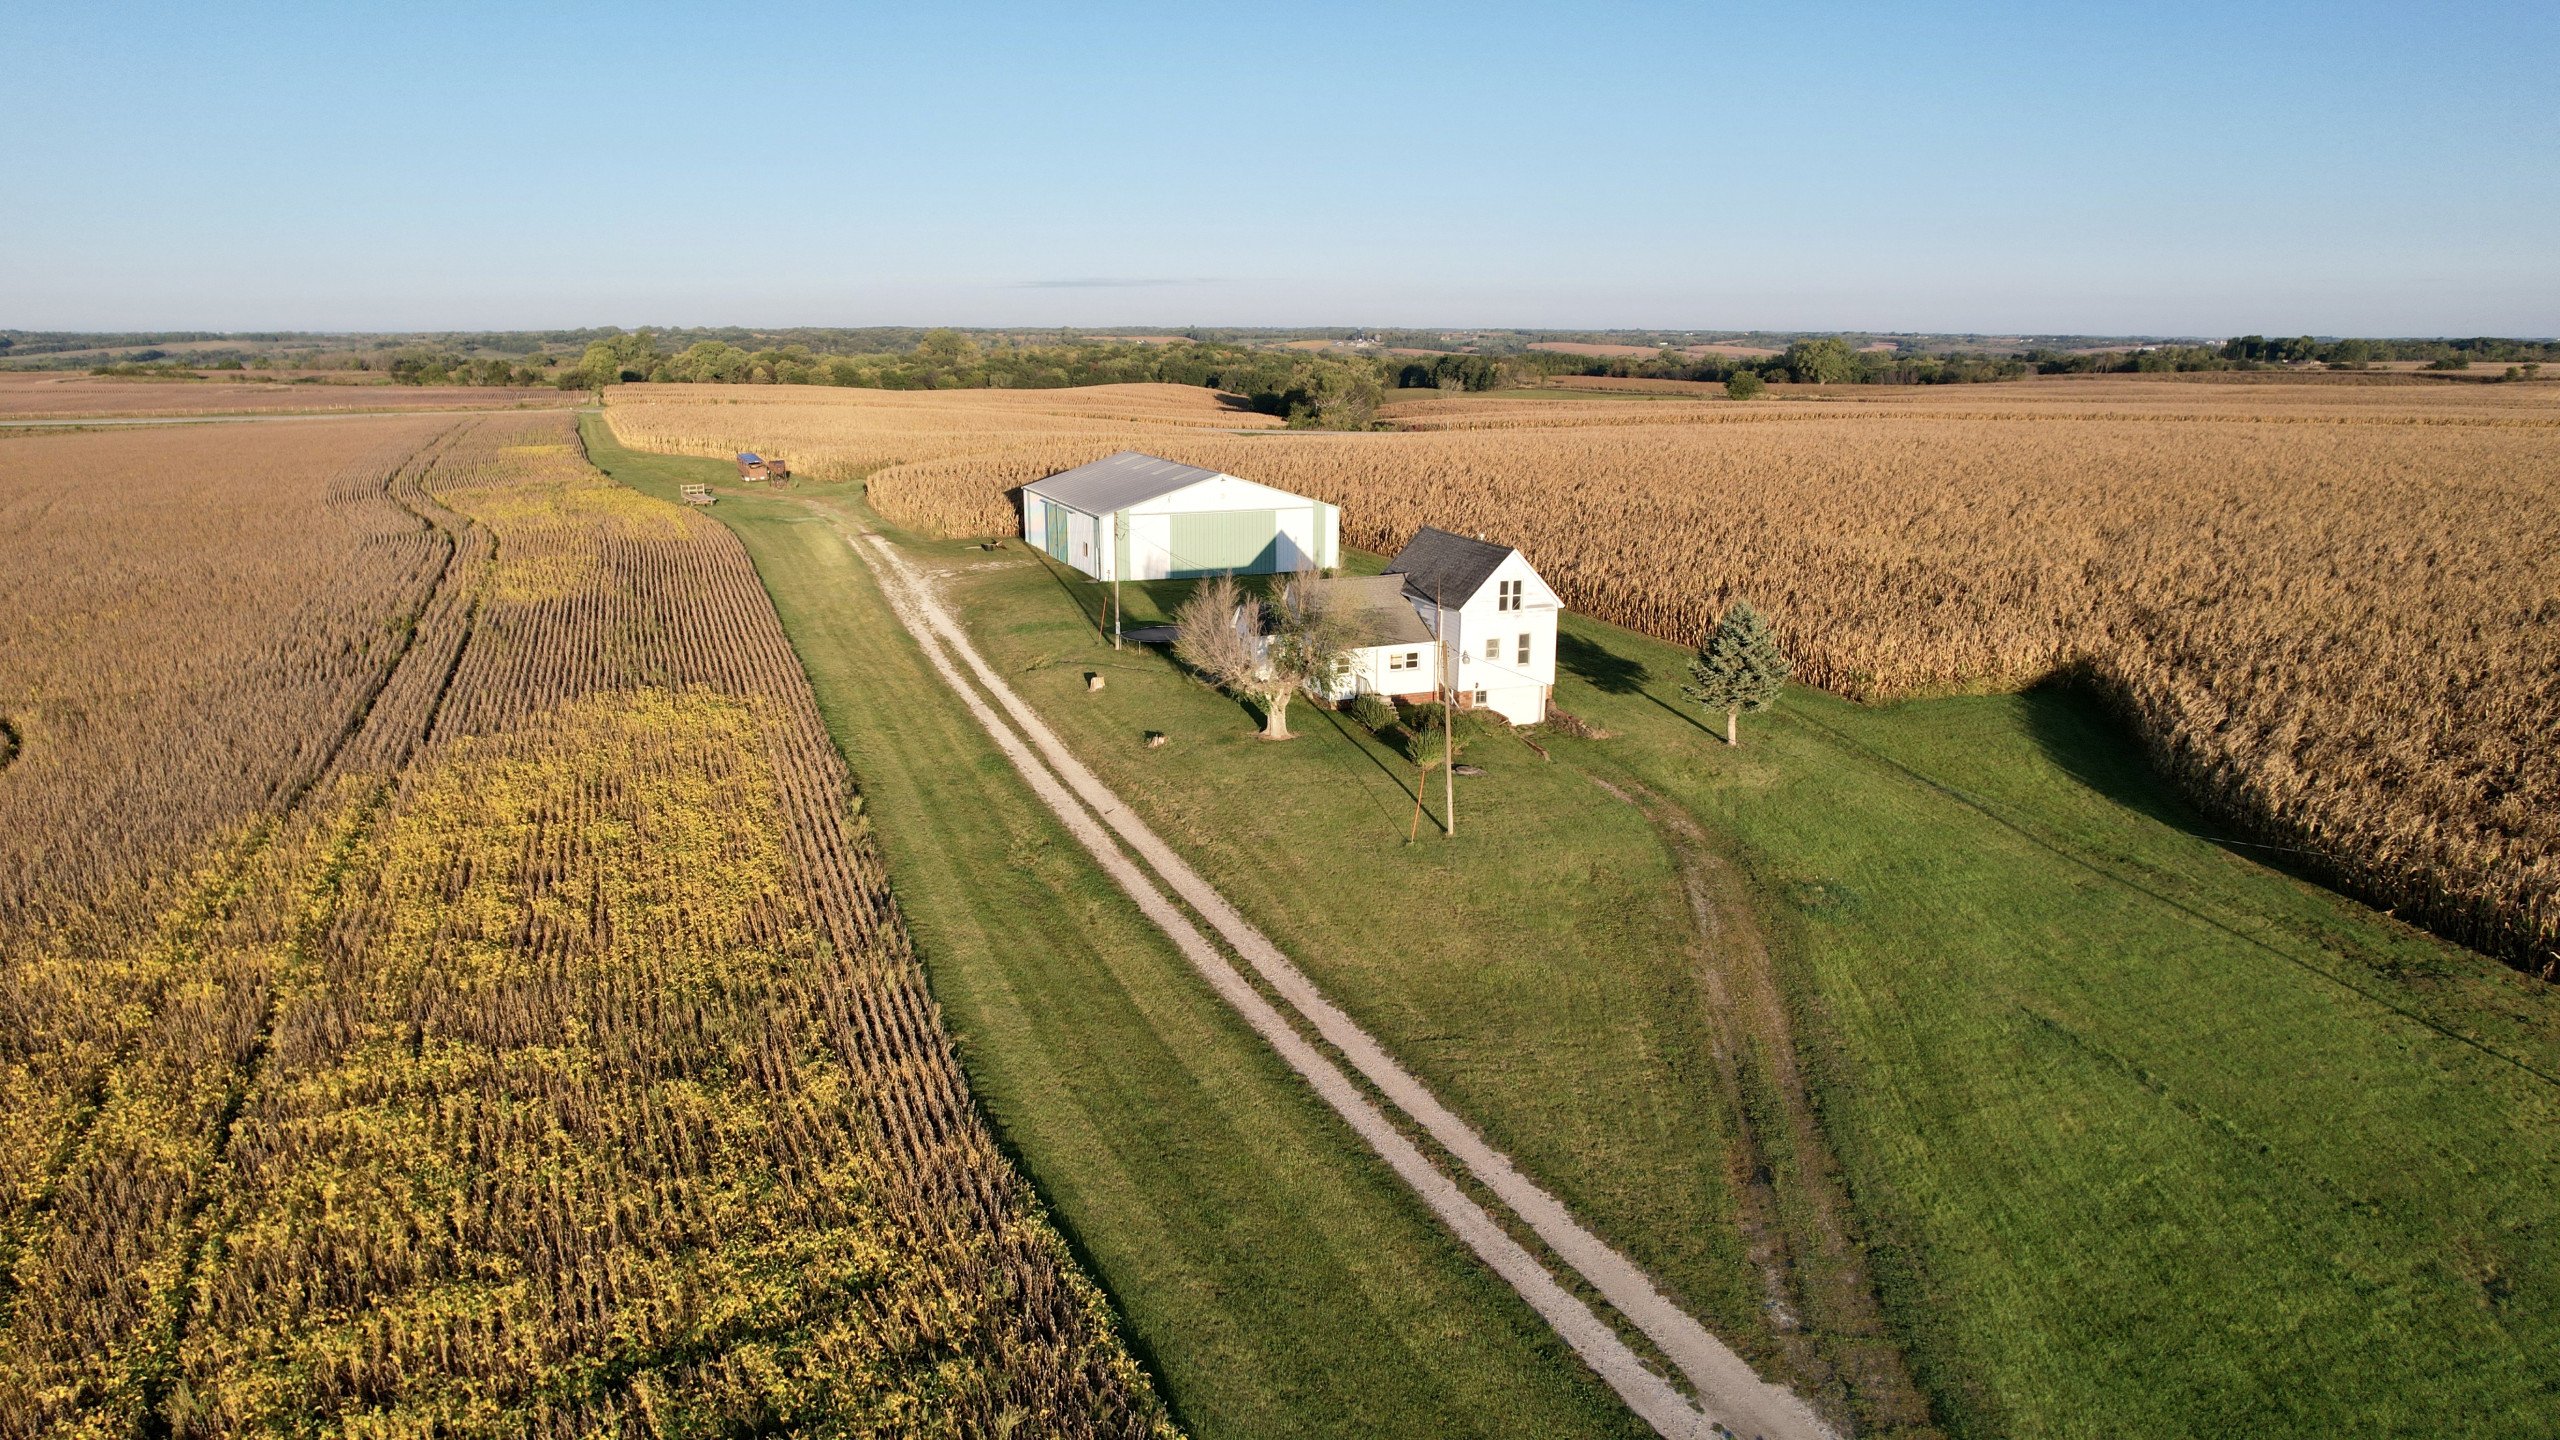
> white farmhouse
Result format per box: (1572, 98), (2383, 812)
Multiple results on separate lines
(1022, 452), (1341, 582)
(1384, 527), (1560, 725)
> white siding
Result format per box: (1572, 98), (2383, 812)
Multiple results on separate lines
(1129, 512), (1174, 580)
(1409, 550), (1558, 724)
(1325, 641), (1438, 702)
(1067, 508), (1102, 578)
(1030, 472), (1341, 580)
(1274, 508), (1317, 571)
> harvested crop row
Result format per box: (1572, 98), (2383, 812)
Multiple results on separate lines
(0, 415), (1169, 1437)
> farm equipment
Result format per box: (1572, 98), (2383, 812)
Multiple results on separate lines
(680, 483), (714, 506)
(735, 452), (793, 485)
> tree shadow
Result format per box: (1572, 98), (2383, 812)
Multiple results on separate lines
(1558, 629), (1726, 739)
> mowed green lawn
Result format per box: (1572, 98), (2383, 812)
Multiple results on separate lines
(593, 414), (2560, 1436)
(907, 525), (2560, 1435)
(936, 551), (1797, 1377)
(580, 418), (1654, 1440)
(1582, 681), (2560, 1437)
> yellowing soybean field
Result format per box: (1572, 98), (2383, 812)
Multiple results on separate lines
(0, 416), (1166, 1437)
(605, 377), (2560, 972)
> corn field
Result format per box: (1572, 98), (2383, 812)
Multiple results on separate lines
(0, 372), (577, 420)
(0, 415), (1170, 1437)
(602, 379), (2560, 972)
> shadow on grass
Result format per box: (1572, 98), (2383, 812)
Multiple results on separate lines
(2013, 677), (2355, 895)
(1315, 705), (1428, 835)
(1562, 628), (1724, 740)
(2010, 681), (2197, 833)
(1024, 555), (1291, 642)
(1558, 631), (1648, 694)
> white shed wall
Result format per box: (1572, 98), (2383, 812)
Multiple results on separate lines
(1327, 641), (1438, 702)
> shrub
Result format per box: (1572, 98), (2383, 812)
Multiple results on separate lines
(1345, 693), (1395, 731)
(1725, 370), (1767, 400)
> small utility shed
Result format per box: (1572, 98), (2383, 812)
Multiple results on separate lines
(1022, 451), (1339, 582)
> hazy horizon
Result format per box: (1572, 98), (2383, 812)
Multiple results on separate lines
(5, 3), (2553, 336)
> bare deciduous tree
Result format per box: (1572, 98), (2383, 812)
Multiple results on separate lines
(1173, 568), (1355, 740)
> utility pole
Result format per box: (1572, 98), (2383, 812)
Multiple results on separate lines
(1439, 579), (1455, 839)
(1111, 513), (1124, 650)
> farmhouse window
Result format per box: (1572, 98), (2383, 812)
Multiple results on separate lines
(1473, 688), (1488, 706)
(1484, 637), (1500, 660)
(1517, 634), (1531, 664)
(1498, 580), (1522, 611)
(1389, 651), (1419, 671)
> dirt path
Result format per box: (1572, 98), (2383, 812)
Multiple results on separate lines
(1594, 775), (1936, 1435)
(821, 501), (1834, 1440)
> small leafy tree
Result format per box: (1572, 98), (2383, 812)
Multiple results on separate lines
(1684, 599), (1792, 745)
(1724, 370), (1766, 400)
(1781, 337), (1861, 385)
(1173, 569), (1353, 739)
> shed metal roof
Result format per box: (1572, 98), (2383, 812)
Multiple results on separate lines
(1024, 451), (1231, 515)
(1307, 574), (1434, 648)
(1385, 526), (1516, 606)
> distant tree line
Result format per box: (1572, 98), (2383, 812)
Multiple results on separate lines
(2027, 334), (2560, 376)
(382, 351), (560, 386)
(567, 329), (1396, 428)
(1517, 338), (2032, 387)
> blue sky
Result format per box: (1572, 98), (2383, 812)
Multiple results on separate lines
(3, 3), (2552, 335)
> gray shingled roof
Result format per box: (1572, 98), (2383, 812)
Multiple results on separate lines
(1307, 574), (1434, 647)
(1385, 526), (1514, 606)
(1023, 451), (1228, 514)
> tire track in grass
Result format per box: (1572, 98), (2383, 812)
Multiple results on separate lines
(824, 500), (1835, 1440)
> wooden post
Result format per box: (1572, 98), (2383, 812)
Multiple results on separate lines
(1439, 580), (1455, 839)
(1112, 512), (1123, 650)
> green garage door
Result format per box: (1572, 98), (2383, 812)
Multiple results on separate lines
(1169, 509), (1279, 576)
(1043, 502), (1070, 563)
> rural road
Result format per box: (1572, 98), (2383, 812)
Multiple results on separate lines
(821, 500), (1837, 1440)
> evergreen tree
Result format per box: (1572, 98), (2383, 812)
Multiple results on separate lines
(1684, 599), (1791, 745)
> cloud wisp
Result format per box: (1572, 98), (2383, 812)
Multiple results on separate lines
(1010, 276), (1226, 289)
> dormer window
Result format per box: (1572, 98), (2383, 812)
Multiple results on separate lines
(1497, 579), (1523, 611)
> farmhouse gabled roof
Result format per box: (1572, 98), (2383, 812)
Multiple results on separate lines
(1386, 525), (1516, 606)
(1306, 574), (1434, 648)
(1024, 451), (1229, 514)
